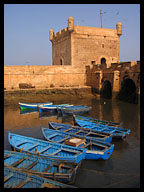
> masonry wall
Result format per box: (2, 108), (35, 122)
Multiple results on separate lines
(4, 65), (86, 90)
(71, 26), (119, 68)
(85, 61), (140, 94)
(52, 29), (71, 65)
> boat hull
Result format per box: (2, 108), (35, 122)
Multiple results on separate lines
(4, 166), (75, 188)
(8, 132), (86, 163)
(38, 104), (72, 113)
(19, 102), (53, 110)
(4, 150), (80, 184)
(61, 107), (92, 115)
(41, 127), (114, 160)
(73, 115), (131, 140)
(49, 122), (112, 143)
(85, 145), (114, 160)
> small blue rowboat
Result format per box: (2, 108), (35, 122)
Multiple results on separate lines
(4, 166), (75, 188)
(49, 122), (112, 143)
(59, 105), (92, 115)
(73, 115), (131, 140)
(74, 115), (123, 127)
(38, 104), (73, 113)
(8, 132), (86, 163)
(41, 127), (114, 160)
(4, 150), (79, 184)
(19, 102), (53, 110)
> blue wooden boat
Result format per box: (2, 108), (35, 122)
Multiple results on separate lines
(59, 105), (92, 115)
(4, 166), (75, 188)
(8, 132), (86, 163)
(73, 115), (131, 140)
(19, 102), (53, 110)
(49, 122), (112, 143)
(41, 127), (114, 160)
(38, 104), (73, 113)
(4, 150), (80, 184)
(57, 105), (74, 113)
(74, 115), (123, 127)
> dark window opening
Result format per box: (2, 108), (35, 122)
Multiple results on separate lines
(91, 61), (96, 65)
(101, 58), (106, 64)
(60, 59), (63, 65)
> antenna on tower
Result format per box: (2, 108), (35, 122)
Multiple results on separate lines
(100, 9), (107, 28)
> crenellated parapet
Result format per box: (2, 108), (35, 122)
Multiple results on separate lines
(88, 61), (140, 73)
(116, 22), (122, 37)
(49, 27), (71, 42)
(85, 60), (140, 98)
(49, 16), (74, 42)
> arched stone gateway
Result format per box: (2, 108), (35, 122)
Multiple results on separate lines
(116, 78), (138, 104)
(100, 80), (112, 99)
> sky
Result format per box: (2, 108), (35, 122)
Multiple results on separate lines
(4, 4), (140, 65)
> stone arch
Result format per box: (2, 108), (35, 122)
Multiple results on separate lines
(117, 77), (138, 103)
(100, 80), (112, 99)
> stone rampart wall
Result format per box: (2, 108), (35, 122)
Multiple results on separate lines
(4, 65), (86, 90)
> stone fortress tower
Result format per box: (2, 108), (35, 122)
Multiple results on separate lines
(49, 16), (122, 68)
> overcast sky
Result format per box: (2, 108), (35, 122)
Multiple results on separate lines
(4, 4), (140, 65)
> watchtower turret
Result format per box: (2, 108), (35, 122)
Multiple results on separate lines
(68, 16), (74, 32)
(116, 22), (122, 36)
(49, 28), (54, 41)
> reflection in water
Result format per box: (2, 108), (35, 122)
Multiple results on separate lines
(4, 97), (140, 188)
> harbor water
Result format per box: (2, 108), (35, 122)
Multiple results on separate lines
(4, 96), (140, 188)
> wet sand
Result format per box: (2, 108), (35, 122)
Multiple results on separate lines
(4, 87), (96, 109)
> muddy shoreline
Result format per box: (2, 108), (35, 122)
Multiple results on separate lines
(4, 87), (96, 109)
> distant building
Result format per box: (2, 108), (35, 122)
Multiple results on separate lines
(49, 16), (122, 68)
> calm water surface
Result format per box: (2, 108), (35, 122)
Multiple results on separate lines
(4, 97), (140, 188)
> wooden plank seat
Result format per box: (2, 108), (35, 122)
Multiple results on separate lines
(25, 143), (40, 151)
(25, 160), (39, 170)
(38, 146), (51, 153)
(4, 173), (14, 182)
(42, 163), (55, 172)
(4, 154), (11, 160)
(86, 132), (101, 137)
(50, 149), (62, 156)
(74, 130), (82, 135)
(47, 133), (58, 139)
(10, 157), (25, 167)
(40, 182), (59, 188)
(55, 126), (63, 130)
(57, 136), (71, 143)
(92, 142), (107, 149)
(64, 128), (73, 132)
(11, 178), (30, 188)
(16, 140), (27, 147)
